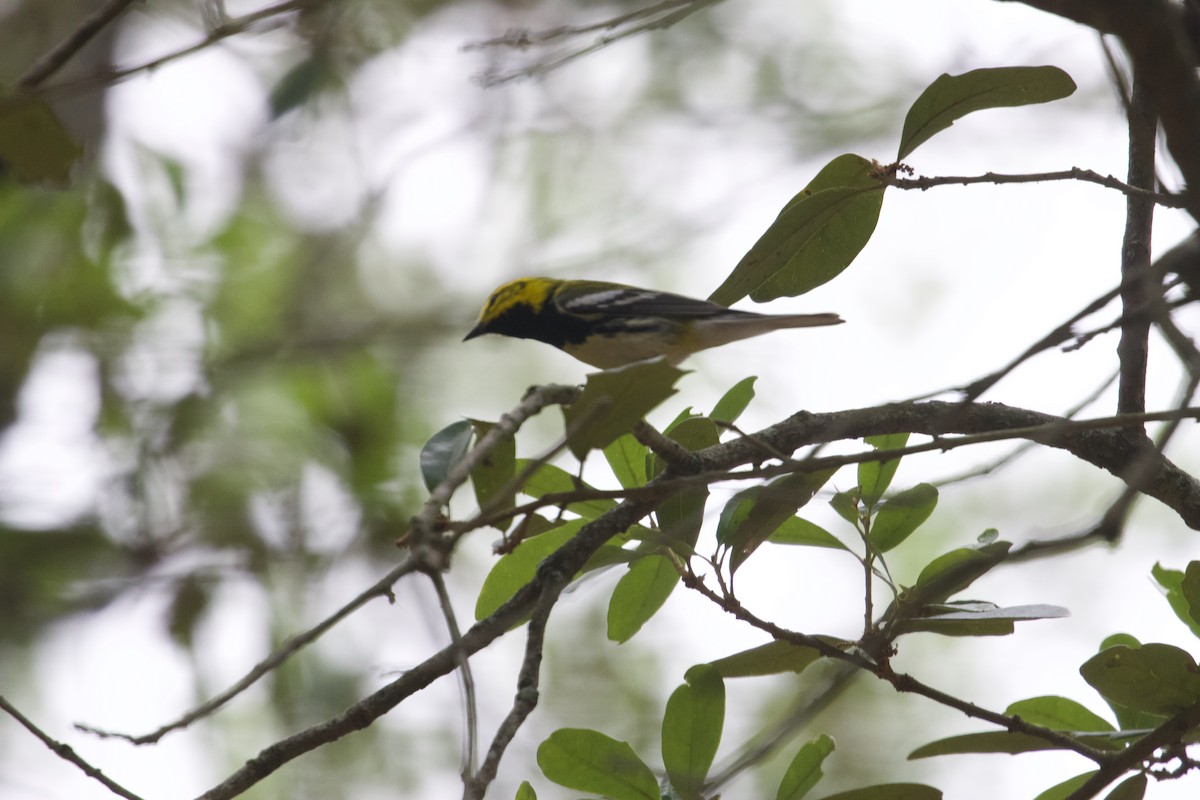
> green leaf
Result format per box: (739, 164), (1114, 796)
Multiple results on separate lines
(829, 490), (861, 526)
(0, 96), (83, 186)
(469, 419), (516, 529)
(1153, 562), (1200, 639)
(419, 420), (473, 493)
(895, 602), (1068, 636)
(1004, 696), (1113, 732)
(897, 66), (1077, 159)
(514, 780), (537, 800)
(648, 415), (720, 479)
(708, 154), (883, 306)
(517, 460), (616, 519)
(819, 783), (941, 800)
(1033, 772), (1097, 800)
(776, 734), (835, 800)
(1184, 561), (1200, 636)
(537, 728), (659, 800)
(910, 731), (1065, 759)
(709, 639), (836, 678)
(719, 469), (837, 571)
(662, 664), (725, 800)
(1089, 635), (1167, 730)
(604, 433), (648, 489)
(711, 376), (757, 424)
(564, 359), (687, 458)
(1104, 774), (1147, 800)
(869, 483), (938, 552)
(768, 516), (850, 551)
(909, 541), (1011, 605)
(859, 433), (909, 505)
(475, 520), (584, 620)
(608, 554), (680, 643)
(1080, 643), (1200, 716)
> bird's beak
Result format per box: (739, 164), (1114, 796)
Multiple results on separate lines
(463, 322), (487, 341)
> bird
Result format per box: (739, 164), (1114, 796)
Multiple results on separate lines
(464, 277), (843, 369)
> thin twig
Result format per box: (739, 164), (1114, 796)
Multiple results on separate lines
(679, 572), (1112, 763)
(427, 570), (478, 782)
(463, 579), (556, 799)
(1116, 71), (1158, 417)
(17, 0), (142, 88)
(880, 167), (1185, 207)
(470, 0), (723, 86)
(23, 0), (312, 102)
(0, 695), (146, 800)
(77, 557), (424, 744)
(409, 384), (581, 547)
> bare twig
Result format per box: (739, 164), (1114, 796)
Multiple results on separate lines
(678, 572), (1112, 763)
(194, 492), (668, 800)
(469, 0), (724, 86)
(1116, 72), (1158, 417)
(23, 0), (313, 102)
(17, 0), (142, 89)
(463, 579), (556, 799)
(0, 695), (146, 800)
(880, 167), (1184, 207)
(427, 570), (478, 782)
(999, 0), (1200, 222)
(77, 557), (424, 744)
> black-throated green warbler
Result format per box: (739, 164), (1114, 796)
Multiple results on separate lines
(464, 277), (843, 368)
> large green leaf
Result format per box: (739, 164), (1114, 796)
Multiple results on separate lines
(1104, 775), (1147, 800)
(768, 516), (850, 551)
(710, 376), (757, 424)
(516, 460), (616, 519)
(908, 540), (1011, 605)
(537, 728), (659, 800)
(910, 731), (1064, 759)
(0, 96), (83, 186)
(858, 432), (910, 506)
(1033, 772), (1098, 800)
(709, 639), (838, 678)
(469, 419), (516, 528)
(896, 601), (1068, 636)
(419, 420), (473, 492)
(604, 433), (649, 489)
(1151, 562), (1200, 640)
(564, 359), (686, 457)
(1081, 643), (1200, 716)
(708, 154), (883, 306)
(868, 483), (938, 552)
(608, 554), (680, 643)
(475, 520), (583, 620)
(662, 664), (725, 800)
(897, 66), (1077, 159)
(718, 468), (838, 571)
(1004, 696), (1114, 732)
(819, 783), (941, 800)
(776, 734), (835, 800)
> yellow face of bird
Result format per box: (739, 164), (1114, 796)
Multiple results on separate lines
(474, 277), (556, 325)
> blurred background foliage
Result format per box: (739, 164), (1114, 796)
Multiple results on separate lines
(0, 1), (1168, 798)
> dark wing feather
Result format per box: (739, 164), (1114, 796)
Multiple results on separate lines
(554, 282), (754, 319)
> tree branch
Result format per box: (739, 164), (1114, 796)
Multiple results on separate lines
(1116, 72), (1157, 417)
(17, 0), (141, 89)
(0, 695), (146, 800)
(996, 0), (1200, 221)
(880, 167), (1184, 207)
